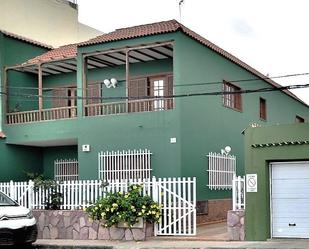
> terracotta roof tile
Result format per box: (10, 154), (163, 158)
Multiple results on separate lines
(21, 20), (306, 105)
(0, 30), (52, 49)
(25, 44), (77, 64)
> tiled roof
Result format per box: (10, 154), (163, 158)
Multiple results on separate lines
(21, 20), (306, 105)
(0, 30), (52, 49)
(26, 44), (77, 64)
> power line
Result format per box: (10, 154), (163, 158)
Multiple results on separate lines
(3, 71), (309, 91)
(1, 83), (309, 101)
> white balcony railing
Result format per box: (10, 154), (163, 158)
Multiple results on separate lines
(6, 106), (77, 124)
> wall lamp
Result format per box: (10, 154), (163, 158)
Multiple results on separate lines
(103, 78), (118, 88)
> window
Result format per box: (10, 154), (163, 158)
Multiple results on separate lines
(223, 81), (242, 111)
(98, 149), (152, 181)
(54, 159), (79, 181)
(296, 115), (305, 123)
(128, 74), (173, 112)
(259, 98), (267, 120)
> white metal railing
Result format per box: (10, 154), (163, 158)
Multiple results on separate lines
(85, 98), (174, 117)
(207, 152), (236, 190)
(232, 176), (245, 210)
(0, 177), (196, 236)
(6, 106), (77, 124)
(98, 149), (152, 181)
(54, 159), (79, 181)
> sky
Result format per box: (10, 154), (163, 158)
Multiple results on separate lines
(78, 0), (309, 104)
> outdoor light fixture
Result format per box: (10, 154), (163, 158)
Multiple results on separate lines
(221, 146), (232, 155)
(103, 78), (118, 88)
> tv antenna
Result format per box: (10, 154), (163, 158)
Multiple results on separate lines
(178, 0), (185, 22)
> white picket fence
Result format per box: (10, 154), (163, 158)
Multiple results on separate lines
(207, 152), (236, 190)
(0, 177), (196, 236)
(232, 176), (246, 210)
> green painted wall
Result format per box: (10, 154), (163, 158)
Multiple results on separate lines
(43, 145), (78, 179)
(0, 34), (48, 180)
(0, 140), (43, 181)
(244, 123), (309, 240)
(2, 31), (309, 205)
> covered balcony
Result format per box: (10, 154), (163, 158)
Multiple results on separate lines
(4, 40), (174, 125)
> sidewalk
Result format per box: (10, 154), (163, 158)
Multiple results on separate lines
(35, 238), (309, 249)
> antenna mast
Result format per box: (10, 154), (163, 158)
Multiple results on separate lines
(179, 0), (184, 22)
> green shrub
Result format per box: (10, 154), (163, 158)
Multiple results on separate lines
(86, 184), (161, 227)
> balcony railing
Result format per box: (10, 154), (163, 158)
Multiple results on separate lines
(6, 106), (77, 124)
(6, 99), (174, 124)
(85, 98), (174, 117)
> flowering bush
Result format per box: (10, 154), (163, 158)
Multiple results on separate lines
(86, 184), (161, 227)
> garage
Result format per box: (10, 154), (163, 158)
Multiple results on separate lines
(271, 161), (309, 238)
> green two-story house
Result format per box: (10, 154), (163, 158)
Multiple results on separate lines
(2, 20), (309, 222)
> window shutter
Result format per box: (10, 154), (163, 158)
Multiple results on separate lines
(128, 78), (147, 112)
(165, 75), (173, 109)
(52, 88), (68, 108)
(87, 83), (101, 105)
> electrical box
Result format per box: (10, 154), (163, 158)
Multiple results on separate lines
(82, 144), (90, 152)
(170, 137), (177, 144)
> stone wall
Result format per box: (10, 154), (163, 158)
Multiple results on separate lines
(197, 199), (232, 224)
(227, 210), (245, 241)
(33, 210), (153, 241)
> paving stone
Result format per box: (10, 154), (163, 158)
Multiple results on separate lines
(50, 216), (60, 226)
(80, 216), (86, 227)
(132, 228), (146, 241)
(98, 226), (110, 240)
(89, 227), (98, 240)
(124, 229), (134, 241)
(80, 226), (89, 240)
(42, 226), (50, 239)
(227, 211), (240, 227)
(64, 216), (71, 228)
(65, 226), (73, 239)
(109, 227), (125, 240)
(50, 227), (58, 239)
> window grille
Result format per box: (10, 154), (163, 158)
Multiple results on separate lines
(54, 159), (79, 181)
(207, 152), (236, 190)
(98, 149), (152, 181)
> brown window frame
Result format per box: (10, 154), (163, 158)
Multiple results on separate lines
(296, 115), (305, 123)
(222, 81), (242, 111)
(259, 97), (267, 120)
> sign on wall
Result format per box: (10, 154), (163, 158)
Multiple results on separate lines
(246, 174), (257, 192)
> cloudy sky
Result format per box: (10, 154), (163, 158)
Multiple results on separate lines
(78, 0), (309, 104)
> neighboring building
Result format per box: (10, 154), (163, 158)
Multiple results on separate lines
(244, 123), (309, 240)
(0, 0), (103, 47)
(0, 30), (51, 179)
(2, 20), (309, 222)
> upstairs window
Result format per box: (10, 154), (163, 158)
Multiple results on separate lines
(223, 81), (242, 111)
(259, 98), (267, 120)
(296, 115), (305, 123)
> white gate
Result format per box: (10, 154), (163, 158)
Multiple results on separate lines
(154, 177), (196, 236)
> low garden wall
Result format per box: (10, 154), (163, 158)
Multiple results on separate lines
(227, 210), (245, 241)
(33, 210), (154, 241)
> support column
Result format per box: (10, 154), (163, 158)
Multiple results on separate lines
(2, 68), (8, 126)
(38, 64), (43, 120)
(82, 57), (88, 116)
(125, 49), (130, 112)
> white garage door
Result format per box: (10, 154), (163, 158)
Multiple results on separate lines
(271, 161), (309, 238)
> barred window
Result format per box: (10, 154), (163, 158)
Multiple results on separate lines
(54, 159), (79, 181)
(98, 149), (152, 181)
